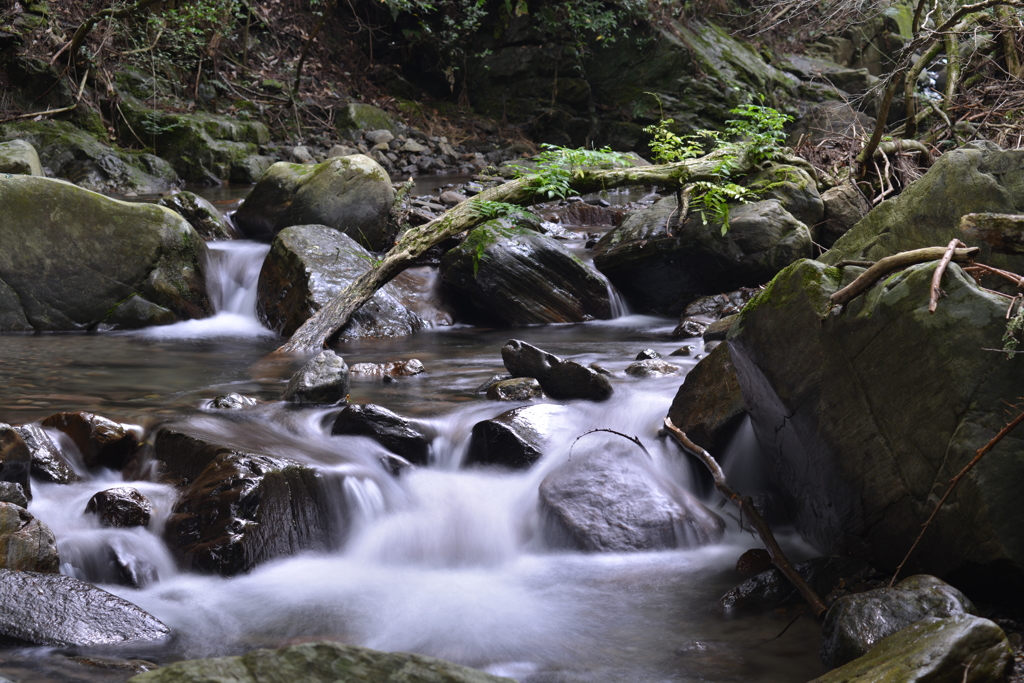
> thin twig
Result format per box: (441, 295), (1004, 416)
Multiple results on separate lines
(929, 239), (967, 312)
(569, 429), (650, 460)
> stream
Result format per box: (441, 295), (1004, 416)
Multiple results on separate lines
(0, 184), (824, 683)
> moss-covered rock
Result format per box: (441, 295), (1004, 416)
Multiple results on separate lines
(234, 155), (396, 249)
(335, 102), (400, 136)
(0, 175), (211, 331)
(0, 139), (42, 176)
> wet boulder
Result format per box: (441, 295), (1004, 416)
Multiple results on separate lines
(486, 377), (543, 401)
(440, 220), (612, 325)
(282, 350), (350, 405)
(128, 640), (515, 683)
(85, 487), (153, 528)
(593, 166), (816, 316)
(164, 450), (336, 576)
(465, 404), (565, 470)
(0, 424), (32, 500)
(60, 537), (159, 590)
(332, 404), (431, 465)
(811, 615), (1010, 683)
(207, 393), (259, 410)
(158, 191), (234, 241)
(14, 423), (80, 484)
(0, 483), (27, 508)
(666, 343), (746, 452)
(234, 155), (396, 250)
(0, 569), (169, 647)
(348, 359), (425, 378)
(0, 139), (42, 176)
(821, 575), (976, 669)
(0, 176), (212, 331)
(41, 412), (138, 471)
(720, 556), (880, 614)
(256, 225), (425, 340)
(539, 441), (725, 551)
(728, 258), (1024, 579)
(501, 339), (613, 401)
(0, 503), (58, 573)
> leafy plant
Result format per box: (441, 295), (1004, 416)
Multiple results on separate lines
(725, 95), (793, 165)
(688, 181), (756, 235)
(470, 200), (538, 222)
(462, 220), (522, 276)
(1003, 301), (1024, 359)
(516, 143), (630, 200)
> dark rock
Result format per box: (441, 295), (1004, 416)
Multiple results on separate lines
(666, 343), (746, 452)
(960, 212), (1024, 254)
(624, 359), (682, 377)
(821, 575), (976, 669)
(485, 377), (543, 401)
(475, 374), (512, 394)
(0, 424), (32, 500)
(810, 615), (1010, 683)
(0, 176), (211, 331)
(128, 640), (514, 683)
(672, 319), (708, 339)
(438, 190), (467, 205)
(158, 191), (235, 241)
(208, 393), (259, 410)
(818, 183), (870, 248)
(0, 483), (27, 508)
(558, 202), (625, 227)
(501, 339), (613, 401)
(736, 548), (772, 574)
(256, 225), (425, 340)
(636, 349), (661, 360)
(332, 404), (431, 465)
(669, 345), (695, 357)
(720, 556), (881, 614)
(40, 412), (138, 471)
(0, 503), (58, 572)
(164, 449), (336, 576)
(233, 155), (396, 250)
(465, 404), (564, 470)
(282, 350), (350, 405)
(441, 220), (612, 325)
(14, 423), (80, 483)
(85, 487), (153, 528)
(540, 441), (725, 551)
(0, 569), (169, 647)
(348, 359), (424, 377)
(702, 314), (737, 341)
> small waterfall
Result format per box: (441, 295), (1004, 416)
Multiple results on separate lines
(606, 281), (631, 318)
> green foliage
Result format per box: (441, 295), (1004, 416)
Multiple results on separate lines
(462, 220), (521, 276)
(1003, 301), (1024, 359)
(688, 181), (756, 235)
(470, 200), (538, 221)
(146, 0), (243, 64)
(516, 143), (630, 200)
(724, 95), (793, 165)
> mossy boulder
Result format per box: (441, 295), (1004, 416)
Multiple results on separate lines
(234, 156), (396, 249)
(335, 102), (400, 136)
(441, 219), (612, 325)
(0, 139), (42, 176)
(728, 257), (1024, 581)
(0, 120), (179, 193)
(0, 175), (211, 331)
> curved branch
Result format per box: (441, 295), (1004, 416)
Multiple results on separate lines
(830, 246), (979, 307)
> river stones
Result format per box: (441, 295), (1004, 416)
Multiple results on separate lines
(0, 139), (42, 176)
(0, 424), (32, 500)
(440, 219), (612, 325)
(624, 359), (682, 377)
(465, 404), (565, 470)
(821, 575), (976, 669)
(14, 423), (80, 484)
(501, 340), (613, 401)
(348, 359), (425, 378)
(666, 343), (746, 452)
(158, 191), (234, 241)
(593, 165), (816, 316)
(40, 412), (139, 471)
(811, 615), (1011, 683)
(283, 350), (350, 405)
(0, 503), (58, 573)
(233, 155), (396, 249)
(539, 441), (725, 551)
(0, 175), (212, 331)
(128, 640), (515, 683)
(85, 487), (153, 528)
(256, 225), (425, 340)
(0, 483), (27, 508)
(0, 569), (169, 647)
(332, 404), (431, 465)
(208, 393), (259, 410)
(485, 377), (543, 401)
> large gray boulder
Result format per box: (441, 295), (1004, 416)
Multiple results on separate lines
(811, 615), (1010, 683)
(0, 139), (42, 176)
(594, 166), (817, 315)
(0, 503), (59, 573)
(440, 220), (612, 325)
(257, 225), (425, 340)
(0, 176), (212, 331)
(0, 569), (169, 647)
(128, 641), (513, 683)
(282, 350), (350, 405)
(540, 441), (725, 551)
(728, 257), (1024, 578)
(234, 155), (396, 250)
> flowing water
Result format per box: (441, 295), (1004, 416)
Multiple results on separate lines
(0, 193), (825, 682)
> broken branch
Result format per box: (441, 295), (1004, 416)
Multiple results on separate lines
(929, 239), (967, 312)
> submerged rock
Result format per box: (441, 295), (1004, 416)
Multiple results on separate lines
(810, 615), (1010, 683)
(465, 404), (565, 469)
(0, 176), (212, 331)
(720, 556), (880, 614)
(0, 569), (169, 647)
(14, 423), (80, 484)
(540, 442), (725, 551)
(624, 359), (682, 377)
(40, 412), (138, 471)
(158, 191), (235, 241)
(485, 377), (543, 401)
(256, 225), (425, 340)
(501, 340), (612, 401)
(85, 487), (153, 528)
(332, 404), (431, 465)
(282, 350), (350, 405)
(0, 503), (58, 573)
(128, 640), (514, 683)
(0, 424), (32, 500)
(234, 155), (396, 250)
(348, 359), (425, 377)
